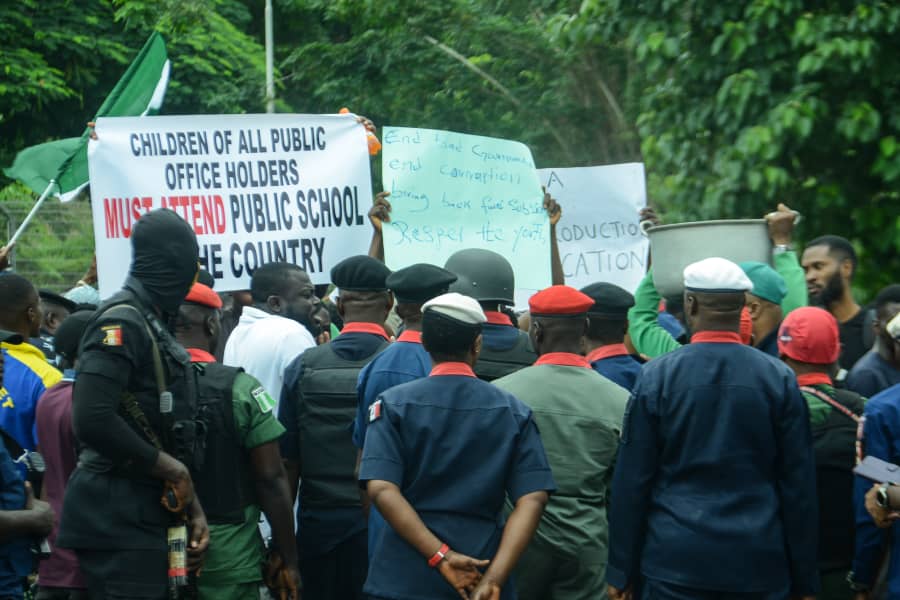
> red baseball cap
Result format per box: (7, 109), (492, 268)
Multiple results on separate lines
(777, 306), (840, 364)
(529, 285), (595, 317)
(184, 283), (222, 309)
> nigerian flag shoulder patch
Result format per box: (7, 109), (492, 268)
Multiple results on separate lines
(251, 386), (276, 414)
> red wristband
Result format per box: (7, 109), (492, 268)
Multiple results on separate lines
(428, 543), (449, 568)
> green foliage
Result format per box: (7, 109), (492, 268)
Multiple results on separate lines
(274, 0), (639, 176)
(1, 0), (896, 296)
(602, 0), (900, 293)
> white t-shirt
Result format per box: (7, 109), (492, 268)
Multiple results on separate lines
(222, 306), (315, 415)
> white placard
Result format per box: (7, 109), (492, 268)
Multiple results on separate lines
(88, 113), (373, 297)
(536, 164), (649, 297)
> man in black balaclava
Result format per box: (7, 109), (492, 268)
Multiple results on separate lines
(58, 209), (210, 599)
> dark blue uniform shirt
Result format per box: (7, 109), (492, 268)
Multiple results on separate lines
(853, 382), (900, 592)
(586, 344), (643, 392)
(847, 351), (900, 398)
(360, 363), (555, 600)
(279, 330), (388, 558)
(353, 330), (431, 558)
(607, 331), (819, 596)
(0, 436), (30, 599)
(757, 326), (780, 358)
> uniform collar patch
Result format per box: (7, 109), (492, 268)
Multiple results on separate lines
(397, 330), (423, 344)
(586, 344), (630, 363)
(187, 347), (217, 363)
(690, 331), (743, 344)
(341, 322), (389, 340)
(484, 311), (513, 327)
(430, 362), (476, 378)
(534, 352), (591, 368)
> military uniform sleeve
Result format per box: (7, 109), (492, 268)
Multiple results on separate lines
(505, 411), (556, 501)
(359, 398), (404, 486)
(773, 376), (819, 596)
(852, 403), (891, 586)
(277, 356), (303, 461)
(72, 313), (160, 472)
(627, 269), (681, 358)
(606, 379), (660, 590)
(233, 372), (285, 450)
(773, 250), (807, 315)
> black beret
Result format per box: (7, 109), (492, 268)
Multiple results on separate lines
(39, 289), (77, 314)
(387, 264), (458, 304)
(331, 255), (391, 291)
(579, 282), (635, 318)
(53, 310), (94, 363)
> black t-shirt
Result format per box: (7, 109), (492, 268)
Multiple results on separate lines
(839, 309), (871, 372)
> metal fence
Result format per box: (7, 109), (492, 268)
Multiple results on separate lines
(0, 197), (96, 294)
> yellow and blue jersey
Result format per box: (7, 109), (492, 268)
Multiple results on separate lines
(1, 341), (62, 451)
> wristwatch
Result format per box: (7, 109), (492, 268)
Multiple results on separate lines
(772, 243), (793, 255)
(877, 482), (893, 509)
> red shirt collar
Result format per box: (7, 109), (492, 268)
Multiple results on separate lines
(586, 344), (630, 363)
(484, 311), (513, 326)
(690, 331), (743, 344)
(341, 322), (389, 340)
(397, 330), (422, 344)
(534, 352), (591, 368)
(797, 372), (833, 387)
(187, 347), (217, 363)
(430, 362), (477, 378)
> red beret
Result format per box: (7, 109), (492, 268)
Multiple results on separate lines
(777, 306), (840, 364)
(529, 285), (595, 317)
(184, 283), (222, 309)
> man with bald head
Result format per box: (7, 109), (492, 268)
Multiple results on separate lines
(494, 285), (629, 600)
(607, 258), (818, 600)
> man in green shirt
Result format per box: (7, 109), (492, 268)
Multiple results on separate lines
(175, 283), (300, 600)
(494, 285), (630, 600)
(630, 203), (807, 358)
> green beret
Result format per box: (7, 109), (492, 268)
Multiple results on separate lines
(739, 261), (787, 305)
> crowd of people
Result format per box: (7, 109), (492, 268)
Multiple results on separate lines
(0, 192), (898, 600)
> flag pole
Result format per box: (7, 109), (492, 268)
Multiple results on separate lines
(8, 179), (57, 246)
(265, 0), (275, 113)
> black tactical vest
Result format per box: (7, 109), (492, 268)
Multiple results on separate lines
(807, 386), (864, 570)
(296, 340), (388, 509)
(191, 362), (255, 524)
(82, 284), (202, 474)
(474, 330), (536, 382)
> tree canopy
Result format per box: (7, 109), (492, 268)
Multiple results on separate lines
(1, 0), (896, 295)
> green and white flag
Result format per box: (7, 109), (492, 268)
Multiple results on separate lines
(4, 32), (170, 202)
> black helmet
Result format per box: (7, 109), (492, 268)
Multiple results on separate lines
(444, 249), (515, 305)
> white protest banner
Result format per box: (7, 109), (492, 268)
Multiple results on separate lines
(381, 126), (551, 306)
(88, 113), (373, 297)
(537, 164), (648, 294)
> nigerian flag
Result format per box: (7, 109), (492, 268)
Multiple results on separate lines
(4, 31), (170, 203)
